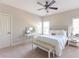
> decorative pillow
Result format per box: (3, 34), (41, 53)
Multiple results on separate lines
(50, 30), (67, 36)
(51, 33), (56, 35)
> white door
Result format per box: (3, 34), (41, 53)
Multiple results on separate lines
(0, 14), (11, 48)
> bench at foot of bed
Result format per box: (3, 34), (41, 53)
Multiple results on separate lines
(32, 40), (55, 58)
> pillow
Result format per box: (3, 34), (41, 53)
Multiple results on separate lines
(51, 33), (56, 35)
(50, 30), (67, 36)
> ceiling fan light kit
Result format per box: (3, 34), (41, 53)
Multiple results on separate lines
(37, 0), (58, 13)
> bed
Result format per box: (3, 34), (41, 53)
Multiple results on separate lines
(32, 30), (68, 57)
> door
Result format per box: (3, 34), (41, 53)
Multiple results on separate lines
(0, 13), (11, 48)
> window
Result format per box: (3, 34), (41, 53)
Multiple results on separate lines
(73, 18), (79, 35)
(43, 21), (50, 35)
(36, 21), (50, 35)
(36, 22), (42, 34)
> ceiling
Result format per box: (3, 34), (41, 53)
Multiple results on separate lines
(0, 0), (79, 16)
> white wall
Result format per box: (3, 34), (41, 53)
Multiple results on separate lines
(0, 3), (42, 45)
(44, 8), (79, 31)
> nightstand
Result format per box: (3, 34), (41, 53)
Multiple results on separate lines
(68, 37), (79, 47)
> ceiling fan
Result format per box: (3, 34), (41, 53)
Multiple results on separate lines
(37, 0), (58, 13)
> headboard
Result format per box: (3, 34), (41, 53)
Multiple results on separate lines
(50, 26), (68, 36)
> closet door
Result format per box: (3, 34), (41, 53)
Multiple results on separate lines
(0, 14), (11, 48)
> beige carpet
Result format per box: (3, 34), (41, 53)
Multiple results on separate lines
(0, 42), (79, 58)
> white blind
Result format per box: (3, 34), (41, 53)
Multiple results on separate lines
(36, 21), (50, 35)
(73, 18), (79, 35)
(36, 22), (42, 34)
(43, 21), (50, 35)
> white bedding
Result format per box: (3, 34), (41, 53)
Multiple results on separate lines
(33, 34), (68, 56)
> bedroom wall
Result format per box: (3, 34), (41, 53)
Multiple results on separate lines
(0, 3), (42, 45)
(44, 8), (79, 31)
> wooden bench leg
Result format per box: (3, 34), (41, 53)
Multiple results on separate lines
(52, 51), (54, 57)
(48, 51), (50, 58)
(32, 44), (33, 50)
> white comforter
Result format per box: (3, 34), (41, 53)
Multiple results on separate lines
(32, 34), (68, 56)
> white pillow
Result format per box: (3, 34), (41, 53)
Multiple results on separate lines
(50, 30), (67, 36)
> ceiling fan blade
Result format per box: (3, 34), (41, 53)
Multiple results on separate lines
(37, 2), (44, 7)
(38, 8), (45, 10)
(49, 0), (55, 6)
(49, 7), (58, 10)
